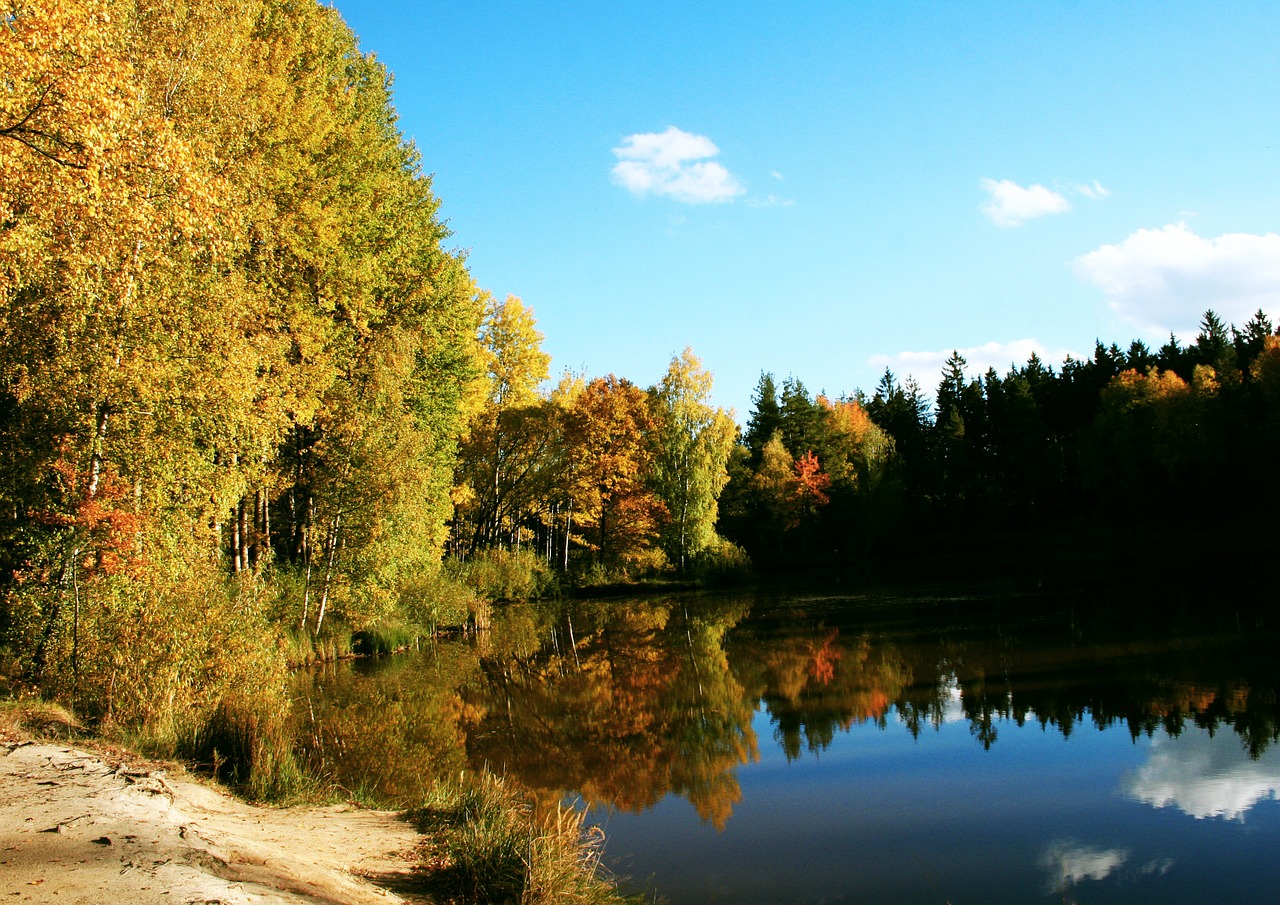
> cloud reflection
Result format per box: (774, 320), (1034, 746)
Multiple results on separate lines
(1040, 840), (1128, 893)
(1124, 726), (1280, 820)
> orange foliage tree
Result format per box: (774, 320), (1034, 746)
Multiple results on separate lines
(562, 376), (666, 570)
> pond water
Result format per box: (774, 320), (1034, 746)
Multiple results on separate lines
(291, 588), (1280, 904)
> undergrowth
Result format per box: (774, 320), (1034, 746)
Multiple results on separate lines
(410, 772), (629, 905)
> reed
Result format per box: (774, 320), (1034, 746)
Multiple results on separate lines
(181, 691), (315, 803)
(411, 772), (629, 905)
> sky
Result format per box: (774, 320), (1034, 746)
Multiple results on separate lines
(329, 0), (1280, 421)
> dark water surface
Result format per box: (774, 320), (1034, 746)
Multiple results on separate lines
(293, 588), (1280, 904)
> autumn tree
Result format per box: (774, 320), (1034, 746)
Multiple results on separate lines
(453, 294), (556, 553)
(224, 2), (482, 633)
(748, 431), (802, 536)
(648, 349), (737, 573)
(0, 0), (483, 712)
(563, 376), (665, 570)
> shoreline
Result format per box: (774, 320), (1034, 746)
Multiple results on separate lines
(0, 733), (433, 904)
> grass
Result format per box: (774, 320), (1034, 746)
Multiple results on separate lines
(410, 772), (629, 905)
(180, 691), (316, 803)
(0, 700), (84, 740)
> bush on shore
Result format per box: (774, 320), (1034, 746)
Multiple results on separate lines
(447, 548), (559, 602)
(411, 772), (627, 905)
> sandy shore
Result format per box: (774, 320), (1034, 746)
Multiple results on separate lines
(1, 736), (434, 904)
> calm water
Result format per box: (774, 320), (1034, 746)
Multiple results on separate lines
(292, 589), (1280, 904)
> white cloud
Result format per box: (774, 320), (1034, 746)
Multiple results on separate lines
(1075, 222), (1280, 336)
(1040, 841), (1129, 893)
(980, 178), (1071, 227)
(868, 339), (1078, 394)
(1123, 725), (1280, 820)
(1072, 179), (1112, 200)
(611, 126), (745, 204)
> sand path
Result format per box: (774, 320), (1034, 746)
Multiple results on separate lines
(1, 737), (434, 904)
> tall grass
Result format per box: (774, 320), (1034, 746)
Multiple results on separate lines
(180, 691), (315, 802)
(282, 622), (355, 667)
(411, 772), (627, 905)
(0, 700), (83, 739)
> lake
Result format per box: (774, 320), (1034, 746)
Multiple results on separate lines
(292, 587), (1280, 904)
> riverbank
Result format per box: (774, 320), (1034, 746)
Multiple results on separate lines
(0, 732), (432, 904)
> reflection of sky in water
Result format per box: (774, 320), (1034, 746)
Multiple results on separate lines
(1040, 840), (1129, 890)
(1038, 840), (1176, 895)
(592, 705), (1280, 905)
(1124, 725), (1280, 819)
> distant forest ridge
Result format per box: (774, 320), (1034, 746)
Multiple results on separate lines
(718, 307), (1280, 582)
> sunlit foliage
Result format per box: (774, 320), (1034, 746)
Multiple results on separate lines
(1, 0), (480, 729)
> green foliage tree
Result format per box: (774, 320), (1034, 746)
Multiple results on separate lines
(0, 0), (482, 720)
(648, 349), (737, 573)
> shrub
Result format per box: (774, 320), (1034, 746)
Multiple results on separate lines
(410, 772), (623, 905)
(693, 536), (754, 586)
(447, 549), (558, 602)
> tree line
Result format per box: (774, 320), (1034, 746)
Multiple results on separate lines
(719, 309), (1280, 582)
(454, 296), (1280, 591)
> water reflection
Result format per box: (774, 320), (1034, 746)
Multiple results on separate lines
(1039, 840), (1131, 892)
(1039, 841), (1176, 898)
(291, 645), (480, 805)
(1124, 725), (1280, 819)
(290, 590), (1280, 903)
(464, 597), (758, 829)
(293, 592), (1280, 819)
(734, 626), (914, 761)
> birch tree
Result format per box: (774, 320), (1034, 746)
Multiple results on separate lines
(649, 349), (736, 573)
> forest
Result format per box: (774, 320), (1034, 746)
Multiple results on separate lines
(3, 0), (1279, 763)
(721, 308), (1280, 584)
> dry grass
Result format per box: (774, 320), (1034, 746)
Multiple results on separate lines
(409, 772), (629, 905)
(0, 700), (84, 740)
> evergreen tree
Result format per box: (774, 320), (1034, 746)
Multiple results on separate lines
(744, 372), (782, 461)
(779, 377), (825, 457)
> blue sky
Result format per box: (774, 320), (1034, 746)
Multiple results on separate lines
(331, 0), (1280, 420)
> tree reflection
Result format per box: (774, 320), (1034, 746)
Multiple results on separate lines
(733, 627), (913, 760)
(289, 590), (1279, 829)
(463, 597), (757, 830)
(290, 644), (481, 806)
